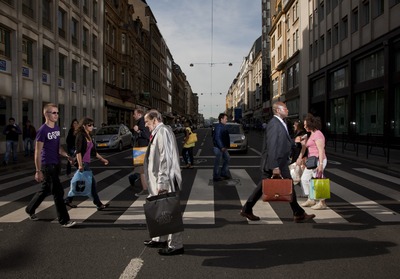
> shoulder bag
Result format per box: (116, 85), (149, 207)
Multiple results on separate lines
(305, 156), (318, 169)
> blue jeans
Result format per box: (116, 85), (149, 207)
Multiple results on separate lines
(24, 138), (35, 156)
(4, 140), (18, 163)
(65, 162), (102, 206)
(213, 147), (230, 179)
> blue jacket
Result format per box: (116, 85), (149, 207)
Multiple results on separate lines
(213, 123), (230, 149)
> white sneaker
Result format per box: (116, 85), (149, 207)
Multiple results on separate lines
(311, 202), (327, 210)
(301, 199), (316, 207)
(61, 221), (76, 228)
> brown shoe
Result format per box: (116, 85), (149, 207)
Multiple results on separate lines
(240, 211), (260, 221)
(294, 213), (316, 223)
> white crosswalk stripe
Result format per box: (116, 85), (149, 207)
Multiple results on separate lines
(0, 167), (399, 225)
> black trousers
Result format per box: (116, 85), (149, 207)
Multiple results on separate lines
(242, 164), (305, 217)
(26, 164), (71, 225)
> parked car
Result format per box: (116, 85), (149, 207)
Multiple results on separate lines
(212, 122), (248, 153)
(94, 124), (134, 151)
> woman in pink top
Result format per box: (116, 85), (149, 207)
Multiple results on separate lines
(296, 114), (328, 210)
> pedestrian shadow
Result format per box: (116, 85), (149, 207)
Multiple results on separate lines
(184, 237), (396, 269)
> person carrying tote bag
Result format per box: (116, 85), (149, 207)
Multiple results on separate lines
(296, 114), (328, 210)
(182, 121), (196, 169)
(142, 110), (184, 256)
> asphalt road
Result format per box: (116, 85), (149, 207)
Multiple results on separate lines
(1, 129), (399, 279)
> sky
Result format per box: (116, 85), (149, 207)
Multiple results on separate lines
(145, 0), (262, 119)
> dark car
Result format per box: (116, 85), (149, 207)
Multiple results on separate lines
(94, 124), (134, 151)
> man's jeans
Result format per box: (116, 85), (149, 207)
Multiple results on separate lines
(4, 140), (18, 163)
(24, 138), (34, 156)
(213, 147), (230, 179)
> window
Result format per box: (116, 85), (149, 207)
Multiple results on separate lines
(59, 54), (65, 77)
(83, 0), (89, 15)
(0, 27), (11, 58)
(42, 0), (52, 29)
(293, 63), (299, 87)
(340, 16), (348, 40)
(309, 44), (313, 62)
(72, 60), (78, 82)
(314, 40), (318, 59)
(332, 0), (338, 9)
(42, 46), (51, 72)
(355, 50), (384, 82)
(390, 0), (400, 7)
(22, 38), (33, 66)
(83, 66), (88, 87)
(330, 97), (348, 133)
(312, 77), (325, 97)
(71, 18), (78, 46)
(294, 29), (299, 52)
(121, 68), (126, 89)
(361, 1), (370, 26)
(287, 67), (293, 89)
(278, 22), (282, 38)
(372, 0), (384, 18)
(92, 34), (97, 58)
(351, 8), (359, 33)
(333, 23), (339, 45)
(319, 1), (325, 22)
(287, 39), (291, 57)
(121, 33), (126, 54)
(271, 35), (275, 50)
(83, 27), (88, 52)
(272, 77), (279, 98)
(327, 29), (332, 50)
(278, 45), (282, 61)
(92, 70), (97, 90)
(320, 35), (325, 55)
(330, 67), (348, 91)
(326, 0), (331, 14)
(58, 8), (66, 39)
(22, 0), (35, 19)
(355, 89), (384, 134)
(93, 0), (98, 23)
(293, 2), (298, 20)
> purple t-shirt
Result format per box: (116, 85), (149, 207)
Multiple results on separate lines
(36, 124), (61, 165)
(83, 141), (93, 163)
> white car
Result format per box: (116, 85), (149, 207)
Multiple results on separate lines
(94, 124), (134, 151)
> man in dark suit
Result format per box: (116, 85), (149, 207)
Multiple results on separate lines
(240, 102), (315, 223)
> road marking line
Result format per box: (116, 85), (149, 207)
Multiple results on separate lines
(353, 168), (400, 185)
(119, 258), (143, 279)
(329, 168), (400, 201)
(183, 169), (215, 224)
(331, 181), (400, 222)
(232, 169), (282, 224)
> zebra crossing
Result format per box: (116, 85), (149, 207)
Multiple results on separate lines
(0, 166), (399, 225)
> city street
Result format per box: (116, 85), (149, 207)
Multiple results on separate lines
(1, 129), (400, 279)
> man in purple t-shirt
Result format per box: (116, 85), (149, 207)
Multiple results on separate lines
(25, 103), (76, 228)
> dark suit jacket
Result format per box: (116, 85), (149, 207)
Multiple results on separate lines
(261, 116), (294, 178)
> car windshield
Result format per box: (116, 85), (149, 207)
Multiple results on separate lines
(226, 125), (241, 134)
(96, 127), (119, 135)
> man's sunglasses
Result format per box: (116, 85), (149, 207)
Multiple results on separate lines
(46, 111), (59, 115)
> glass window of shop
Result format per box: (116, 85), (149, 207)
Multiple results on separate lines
(355, 89), (384, 134)
(329, 97), (348, 134)
(312, 77), (325, 97)
(330, 67), (348, 91)
(355, 50), (384, 83)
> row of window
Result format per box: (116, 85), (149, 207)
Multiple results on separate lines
(312, 49), (386, 97)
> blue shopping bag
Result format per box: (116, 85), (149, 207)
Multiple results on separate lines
(68, 170), (93, 198)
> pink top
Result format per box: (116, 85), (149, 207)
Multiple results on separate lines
(306, 130), (326, 159)
(83, 141), (93, 163)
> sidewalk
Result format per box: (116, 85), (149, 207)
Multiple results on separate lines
(325, 140), (400, 177)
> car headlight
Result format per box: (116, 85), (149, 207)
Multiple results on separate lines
(241, 135), (246, 140)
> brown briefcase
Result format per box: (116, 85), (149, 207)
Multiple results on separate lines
(262, 176), (293, 202)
